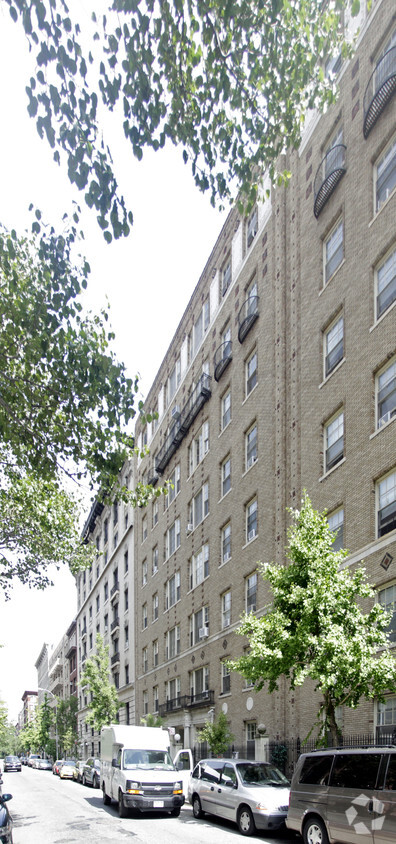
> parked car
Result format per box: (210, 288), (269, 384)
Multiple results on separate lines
(0, 791), (13, 844)
(20, 756), (28, 766)
(188, 758), (290, 836)
(3, 756), (21, 773)
(82, 757), (100, 788)
(59, 760), (76, 780)
(286, 746), (396, 844)
(27, 754), (41, 767)
(52, 759), (64, 776)
(36, 758), (52, 771)
(72, 761), (85, 783)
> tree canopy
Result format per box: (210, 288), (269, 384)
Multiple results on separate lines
(80, 634), (119, 732)
(4, 0), (362, 241)
(230, 493), (396, 744)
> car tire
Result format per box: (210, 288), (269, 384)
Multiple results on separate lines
(237, 805), (256, 836)
(93, 774), (99, 789)
(170, 808), (181, 817)
(192, 795), (204, 819)
(303, 817), (330, 844)
(118, 791), (128, 818)
(102, 785), (111, 806)
(82, 774), (86, 786)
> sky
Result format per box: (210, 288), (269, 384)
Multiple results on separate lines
(0, 2), (228, 722)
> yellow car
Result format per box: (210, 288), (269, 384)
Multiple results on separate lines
(59, 760), (76, 780)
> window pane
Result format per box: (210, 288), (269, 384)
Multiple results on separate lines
(325, 221), (343, 282)
(377, 246), (396, 318)
(378, 361), (396, 427)
(325, 317), (344, 376)
(376, 138), (396, 211)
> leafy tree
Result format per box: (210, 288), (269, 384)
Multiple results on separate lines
(18, 715), (40, 754)
(36, 696), (54, 754)
(140, 713), (164, 727)
(4, 0), (362, 241)
(80, 634), (119, 733)
(197, 711), (234, 756)
(230, 493), (396, 744)
(56, 695), (78, 756)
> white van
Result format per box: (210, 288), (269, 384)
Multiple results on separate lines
(100, 724), (185, 817)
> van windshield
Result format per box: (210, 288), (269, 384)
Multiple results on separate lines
(236, 762), (290, 787)
(123, 749), (175, 770)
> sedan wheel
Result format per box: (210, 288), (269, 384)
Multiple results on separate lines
(303, 818), (329, 844)
(192, 795), (204, 819)
(237, 806), (256, 836)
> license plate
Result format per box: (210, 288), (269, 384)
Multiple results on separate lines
(153, 800), (164, 808)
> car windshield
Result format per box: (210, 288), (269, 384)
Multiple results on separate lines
(123, 749), (175, 770)
(64, 760), (76, 766)
(236, 763), (290, 787)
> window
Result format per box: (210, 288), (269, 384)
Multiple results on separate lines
(325, 410), (344, 472)
(377, 358), (396, 428)
(221, 661), (231, 694)
(152, 546), (158, 575)
(190, 666), (209, 701)
(124, 550), (129, 575)
(153, 639), (159, 667)
(221, 389), (231, 430)
(142, 603), (148, 629)
(152, 498), (159, 528)
(190, 606), (209, 645)
(379, 584), (396, 643)
(165, 571), (181, 610)
(104, 581), (108, 602)
(124, 625), (129, 648)
(245, 423), (258, 469)
(167, 677), (181, 704)
(221, 456), (231, 497)
(328, 508), (344, 552)
(188, 422), (209, 474)
(143, 690), (148, 714)
(142, 515), (147, 543)
(168, 357), (181, 403)
(378, 695), (396, 730)
(246, 572), (257, 613)
(246, 498), (258, 542)
(324, 219), (343, 283)
(222, 590), (231, 629)
(376, 245), (396, 319)
(324, 315), (344, 377)
(153, 685), (159, 713)
(222, 523), (231, 563)
(124, 588), (129, 611)
(375, 135), (396, 212)
(247, 206), (258, 248)
(323, 127), (343, 179)
(143, 647), (148, 674)
(221, 257), (232, 297)
(193, 298), (210, 354)
(189, 543), (210, 589)
(104, 518), (108, 545)
(377, 470), (396, 538)
(189, 482), (209, 529)
(125, 663), (129, 685)
(246, 351), (258, 396)
(325, 51), (342, 79)
(142, 559), (148, 586)
(166, 517), (181, 558)
(152, 593), (159, 622)
(166, 625), (181, 659)
(166, 464), (181, 506)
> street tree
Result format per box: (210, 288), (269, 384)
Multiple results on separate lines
(56, 695), (78, 756)
(80, 634), (119, 733)
(4, 0), (362, 241)
(197, 711), (234, 756)
(36, 696), (54, 755)
(230, 493), (396, 744)
(140, 713), (164, 727)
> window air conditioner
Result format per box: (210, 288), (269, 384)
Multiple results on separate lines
(186, 523), (194, 534)
(199, 627), (209, 639)
(248, 529), (257, 542)
(223, 551), (231, 562)
(379, 408), (396, 427)
(171, 405), (180, 417)
(247, 455), (257, 469)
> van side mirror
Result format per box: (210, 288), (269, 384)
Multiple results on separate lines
(112, 758), (120, 768)
(0, 794), (13, 803)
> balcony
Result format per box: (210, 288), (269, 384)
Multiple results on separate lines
(188, 689), (215, 708)
(158, 697), (183, 717)
(314, 145), (347, 218)
(363, 47), (396, 138)
(155, 374), (212, 475)
(110, 617), (120, 635)
(238, 296), (259, 343)
(158, 689), (215, 716)
(81, 625), (87, 640)
(214, 341), (232, 382)
(110, 582), (120, 602)
(111, 652), (120, 667)
(147, 465), (159, 486)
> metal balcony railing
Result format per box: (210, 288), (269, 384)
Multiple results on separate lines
(314, 144), (347, 218)
(238, 296), (259, 343)
(111, 652), (120, 666)
(158, 689), (215, 717)
(363, 46), (396, 138)
(155, 374), (212, 475)
(110, 582), (119, 601)
(110, 617), (120, 634)
(158, 697), (183, 716)
(214, 340), (232, 382)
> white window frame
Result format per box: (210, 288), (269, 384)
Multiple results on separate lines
(166, 517), (181, 559)
(153, 639), (159, 667)
(190, 606), (209, 646)
(247, 206), (258, 249)
(221, 456), (231, 498)
(378, 695), (396, 729)
(142, 559), (148, 587)
(152, 498), (159, 528)
(189, 482), (209, 528)
(245, 423), (258, 470)
(166, 625), (181, 659)
(166, 464), (181, 506)
(221, 256), (232, 297)
(328, 508), (344, 552)
(189, 543), (210, 590)
(188, 422), (209, 475)
(167, 676), (181, 703)
(142, 603), (148, 629)
(377, 357), (396, 429)
(375, 134), (396, 213)
(221, 389), (231, 430)
(165, 571), (181, 610)
(324, 218), (343, 284)
(376, 244), (396, 320)
(153, 685), (159, 712)
(246, 572), (258, 613)
(190, 666), (209, 699)
(221, 660), (231, 694)
(246, 497), (258, 542)
(222, 523), (231, 563)
(222, 590), (231, 629)
(193, 298), (210, 354)
(152, 546), (158, 575)
(167, 357), (181, 403)
(246, 350), (258, 397)
(142, 647), (148, 674)
(325, 410), (344, 473)
(377, 469), (396, 539)
(378, 583), (396, 644)
(324, 314), (344, 378)
(142, 514), (147, 543)
(152, 592), (159, 622)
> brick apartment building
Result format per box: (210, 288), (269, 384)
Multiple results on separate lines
(76, 0), (396, 754)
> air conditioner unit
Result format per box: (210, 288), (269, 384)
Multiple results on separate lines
(171, 405), (180, 417)
(223, 551), (231, 562)
(247, 455), (257, 469)
(186, 523), (194, 534)
(248, 529), (257, 542)
(379, 408), (396, 427)
(199, 627), (209, 639)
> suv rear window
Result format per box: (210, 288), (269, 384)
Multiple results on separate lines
(299, 755), (333, 785)
(331, 754), (381, 789)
